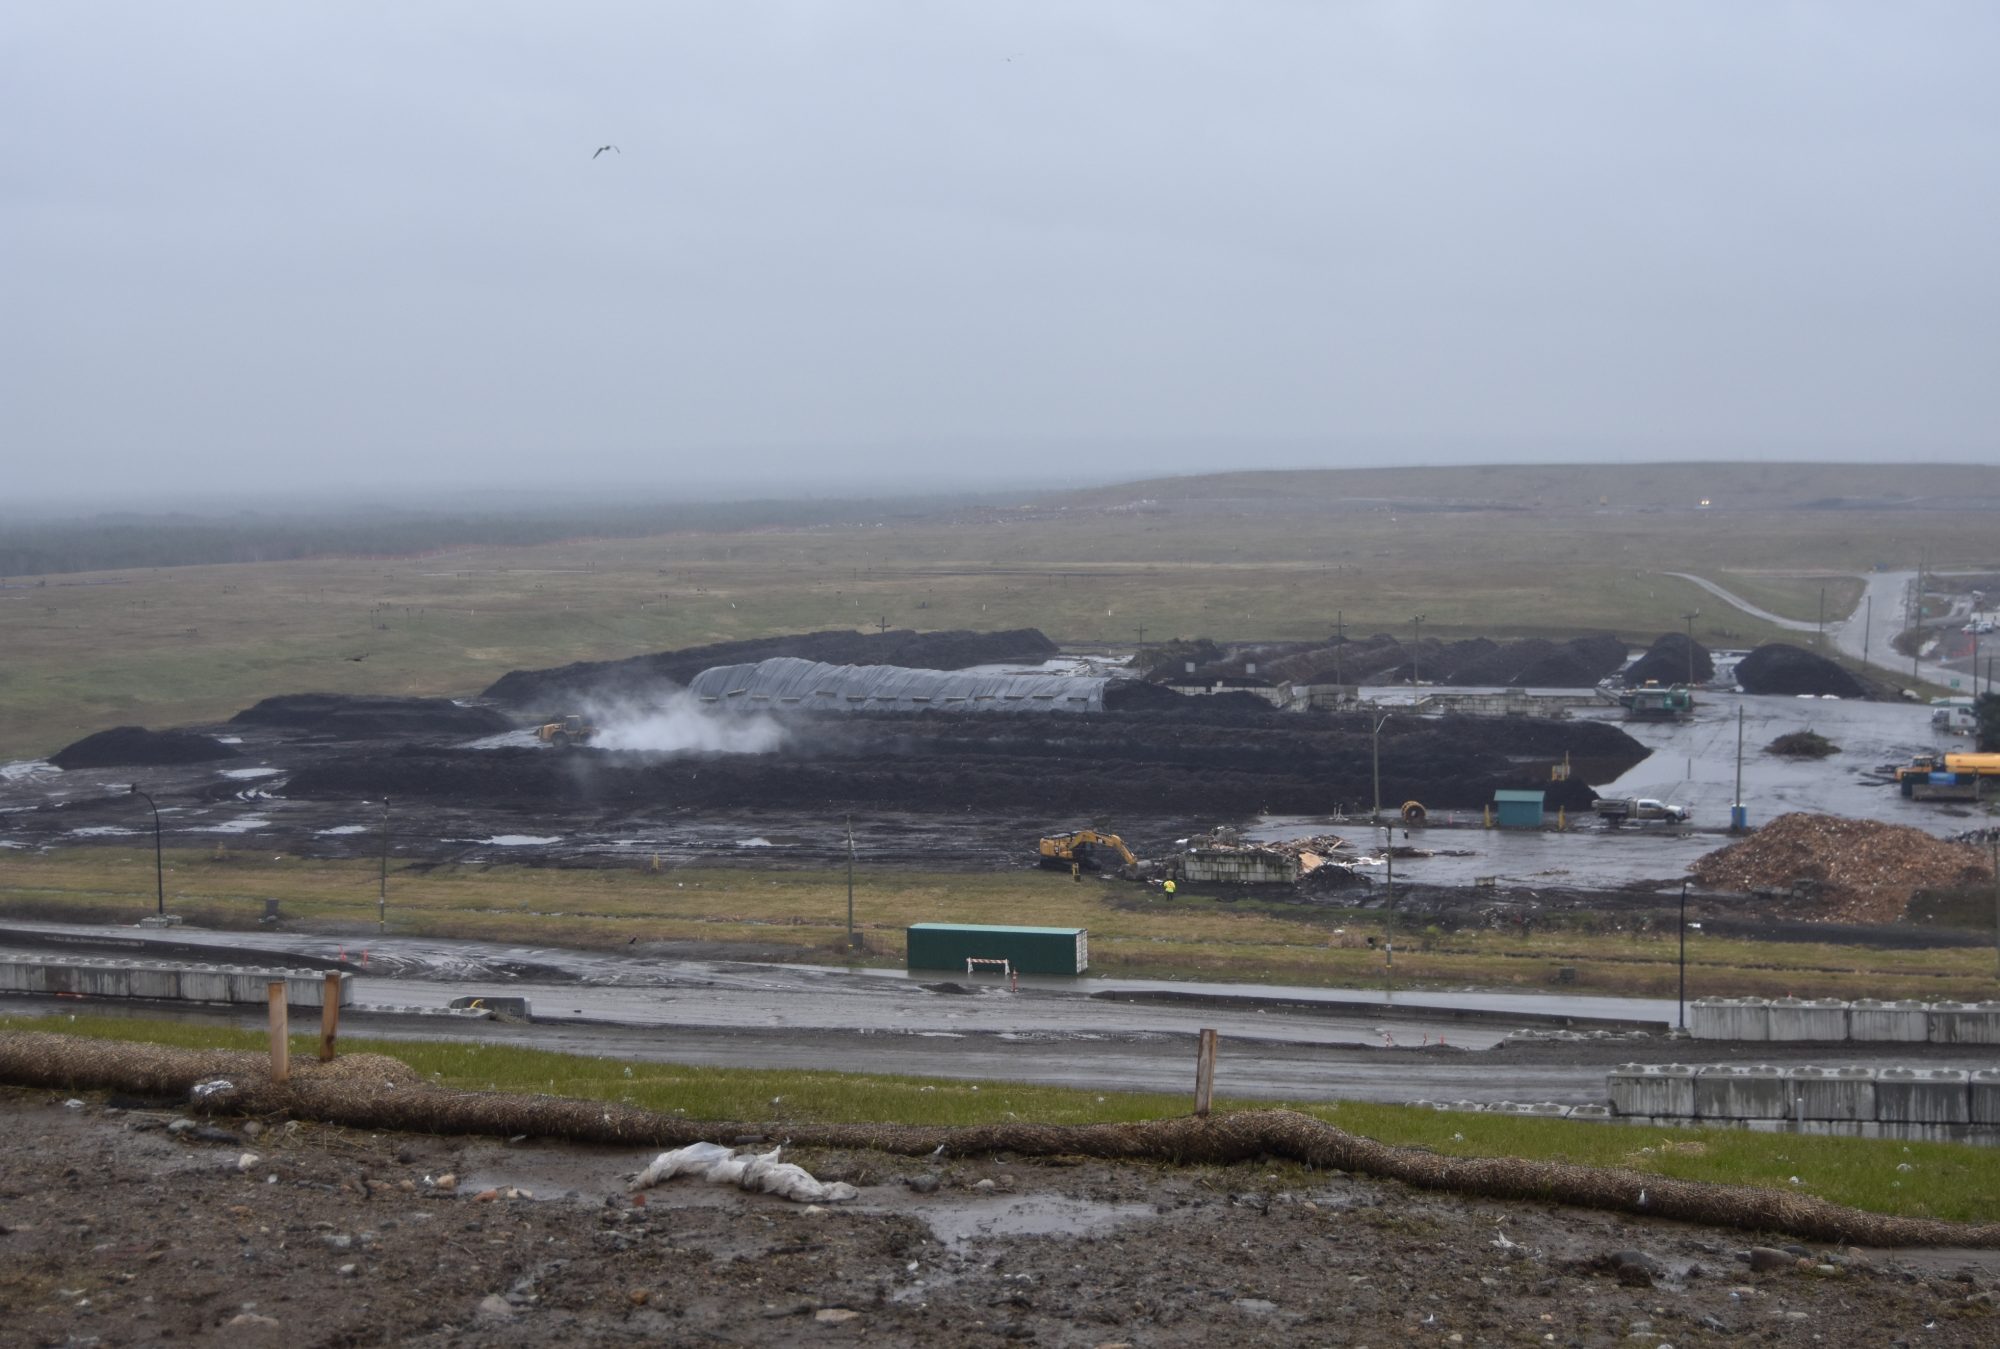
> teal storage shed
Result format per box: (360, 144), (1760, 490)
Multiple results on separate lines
(1492, 789), (1546, 829)
(905, 923), (1089, 975)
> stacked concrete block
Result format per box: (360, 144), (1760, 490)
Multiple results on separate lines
(1789, 1066), (1876, 1121)
(1689, 997), (1770, 1041)
(1875, 1068), (1971, 1125)
(1694, 1065), (1789, 1120)
(0, 956), (349, 1007)
(1929, 1001), (2000, 1045)
(1848, 999), (1929, 1042)
(124, 963), (181, 999)
(1971, 1070), (2000, 1126)
(1607, 1063), (1698, 1117)
(1767, 998), (1848, 1041)
(177, 964), (232, 1001)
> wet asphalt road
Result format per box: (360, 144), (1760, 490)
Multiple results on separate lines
(7, 919), (1994, 1108)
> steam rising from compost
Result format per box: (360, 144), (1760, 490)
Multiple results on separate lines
(586, 690), (787, 755)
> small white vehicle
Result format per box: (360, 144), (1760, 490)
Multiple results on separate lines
(1593, 796), (1692, 825)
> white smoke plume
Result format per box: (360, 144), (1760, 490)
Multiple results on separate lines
(585, 689), (787, 755)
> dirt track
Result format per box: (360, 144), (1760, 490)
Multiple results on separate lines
(4, 1089), (1995, 1346)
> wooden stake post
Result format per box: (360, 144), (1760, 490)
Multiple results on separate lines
(319, 971), (342, 1062)
(266, 981), (290, 1084)
(1194, 1028), (1219, 1117)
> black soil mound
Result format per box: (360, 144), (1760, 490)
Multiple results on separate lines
(482, 628), (1059, 708)
(1733, 644), (1870, 699)
(1263, 633), (1626, 689)
(49, 727), (243, 770)
(230, 694), (512, 737)
(285, 706), (1643, 818)
(1623, 633), (1713, 688)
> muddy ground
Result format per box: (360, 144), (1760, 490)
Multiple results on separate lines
(4, 1090), (1995, 1348)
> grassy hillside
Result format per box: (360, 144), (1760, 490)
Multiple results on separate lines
(3, 463), (1994, 759)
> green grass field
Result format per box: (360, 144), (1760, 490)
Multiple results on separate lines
(7, 849), (1996, 1000)
(10, 1011), (1994, 1223)
(4, 466), (1993, 758)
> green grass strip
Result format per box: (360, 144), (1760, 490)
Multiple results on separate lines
(7, 1012), (1996, 1224)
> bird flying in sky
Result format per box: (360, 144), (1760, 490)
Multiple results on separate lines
(592, 145), (619, 158)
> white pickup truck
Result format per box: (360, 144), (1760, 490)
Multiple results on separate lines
(1593, 796), (1691, 825)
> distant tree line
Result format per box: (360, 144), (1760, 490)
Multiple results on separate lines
(0, 494), (1020, 577)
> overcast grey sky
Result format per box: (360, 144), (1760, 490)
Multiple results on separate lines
(6, 2), (1997, 504)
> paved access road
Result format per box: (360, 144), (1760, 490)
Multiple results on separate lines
(8, 920), (1991, 1108)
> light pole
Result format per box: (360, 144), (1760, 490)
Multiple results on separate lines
(1732, 705), (1746, 832)
(1410, 615), (1426, 686)
(377, 797), (391, 935)
(1678, 880), (1689, 1030)
(1681, 610), (1700, 687)
(1863, 594), (1872, 666)
(846, 815), (858, 952)
(1370, 713), (1391, 822)
(129, 785), (164, 918)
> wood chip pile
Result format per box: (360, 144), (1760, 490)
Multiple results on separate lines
(1691, 812), (1994, 923)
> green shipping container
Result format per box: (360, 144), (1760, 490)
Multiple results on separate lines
(905, 923), (1089, 976)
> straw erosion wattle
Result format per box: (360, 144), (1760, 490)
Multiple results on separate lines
(1691, 812), (1995, 924)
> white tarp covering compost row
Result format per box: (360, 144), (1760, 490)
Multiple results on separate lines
(687, 656), (1109, 713)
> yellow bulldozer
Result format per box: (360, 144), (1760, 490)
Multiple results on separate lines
(1037, 829), (1140, 877)
(535, 714), (597, 749)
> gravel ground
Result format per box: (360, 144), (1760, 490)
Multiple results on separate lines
(3, 1089), (1996, 1347)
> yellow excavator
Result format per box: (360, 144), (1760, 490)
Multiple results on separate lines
(535, 714), (597, 749)
(1037, 829), (1140, 876)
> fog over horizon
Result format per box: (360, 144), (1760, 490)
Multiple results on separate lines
(7, 3), (1998, 509)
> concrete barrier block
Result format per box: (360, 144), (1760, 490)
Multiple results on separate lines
(179, 965), (232, 1002)
(1848, 999), (1929, 1042)
(1875, 1068), (1970, 1125)
(1930, 1001), (2000, 1045)
(1969, 1070), (2000, 1126)
(1767, 998), (1848, 1041)
(1694, 1065), (1789, 1120)
(1689, 997), (1770, 1041)
(1607, 1063), (1698, 1117)
(123, 963), (181, 999)
(1566, 1104), (1614, 1121)
(1789, 1066), (1876, 1121)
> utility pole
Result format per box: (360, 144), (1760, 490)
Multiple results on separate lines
(1333, 610), (1345, 689)
(1678, 879), (1689, 1031)
(1991, 832), (1998, 982)
(1410, 615), (1425, 686)
(1863, 594), (1872, 665)
(1384, 841), (1396, 1004)
(1732, 705), (1746, 832)
(1371, 714), (1390, 822)
(129, 785), (164, 918)
(1681, 610), (1700, 686)
(1818, 586), (1826, 648)
(1136, 623), (1146, 646)
(846, 816), (858, 952)
(378, 798), (391, 935)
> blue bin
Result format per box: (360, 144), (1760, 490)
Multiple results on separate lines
(1729, 805), (1748, 830)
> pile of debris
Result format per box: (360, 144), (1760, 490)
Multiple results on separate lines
(1691, 812), (1993, 923)
(1178, 825), (1357, 885)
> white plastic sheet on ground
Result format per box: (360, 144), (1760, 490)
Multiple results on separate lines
(632, 1142), (859, 1203)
